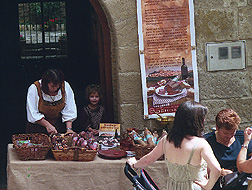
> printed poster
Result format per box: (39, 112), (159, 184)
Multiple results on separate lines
(137, 0), (199, 119)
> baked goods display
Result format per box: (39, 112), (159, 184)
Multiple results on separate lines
(50, 131), (99, 161)
(51, 131), (99, 151)
(12, 127), (169, 161)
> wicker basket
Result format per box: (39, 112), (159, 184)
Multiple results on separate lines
(52, 147), (97, 161)
(12, 133), (51, 161)
(134, 144), (164, 160)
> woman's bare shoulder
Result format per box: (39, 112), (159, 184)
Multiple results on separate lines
(189, 137), (209, 147)
(188, 136), (207, 142)
(179, 137), (205, 149)
(194, 137), (212, 151)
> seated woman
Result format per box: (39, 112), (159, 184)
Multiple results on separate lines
(127, 101), (221, 190)
(204, 109), (252, 190)
(237, 127), (252, 173)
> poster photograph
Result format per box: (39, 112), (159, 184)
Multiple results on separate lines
(137, 0), (199, 118)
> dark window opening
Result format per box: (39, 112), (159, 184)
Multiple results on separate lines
(18, 1), (67, 59)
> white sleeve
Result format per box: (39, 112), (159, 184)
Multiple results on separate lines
(61, 81), (77, 122)
(26, 84), (45, 123)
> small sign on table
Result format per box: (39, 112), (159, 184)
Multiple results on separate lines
(99, 123), (120, 150)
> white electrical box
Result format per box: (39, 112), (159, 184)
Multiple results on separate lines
(206, 41), (246, 71)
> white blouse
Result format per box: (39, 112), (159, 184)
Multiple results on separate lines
(26, 80), (77, 123)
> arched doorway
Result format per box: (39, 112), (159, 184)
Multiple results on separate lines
(65, 0), (114, 131)
(0, 1), (114, 186)
(15, 0), (114, 130)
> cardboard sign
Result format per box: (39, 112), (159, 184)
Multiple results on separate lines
(99, 123), (120, 138)
(99, 123), (120, 150)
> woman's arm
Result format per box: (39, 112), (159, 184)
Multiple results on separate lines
(65, 121), (73, 133)
(127, 136), (166, 168)
(61, 81), (77, 122)
(237, 127), (252, 173)
(26, 84), (45, 123)
(36, 118), (57, 134)
(195, 139), (221, 190)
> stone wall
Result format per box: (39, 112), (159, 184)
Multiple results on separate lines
(194, 0), (252, 131)
(99, 0), (252, 132)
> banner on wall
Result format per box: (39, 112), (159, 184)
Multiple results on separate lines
(137, 0), (199, 119)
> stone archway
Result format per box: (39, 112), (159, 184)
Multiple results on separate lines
(92, 1), (144, 130)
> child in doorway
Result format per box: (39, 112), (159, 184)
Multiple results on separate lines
(79, 84), (107, 135)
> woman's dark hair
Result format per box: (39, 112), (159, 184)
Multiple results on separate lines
(41, 69), (64, 94)
(216, 109), (240, 130)
(85, 84), (102, 104)
(167, 101), (208, 148)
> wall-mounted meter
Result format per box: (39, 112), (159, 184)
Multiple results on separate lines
(206, 41), (246, 71)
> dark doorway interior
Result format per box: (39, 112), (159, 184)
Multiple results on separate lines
(0, 0), (113, 188)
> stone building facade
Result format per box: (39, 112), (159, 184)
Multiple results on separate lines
(97, 0), (252, 132)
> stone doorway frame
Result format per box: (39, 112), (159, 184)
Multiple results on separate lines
(89, 0), (114, 121)
(90, 1), (143, 129)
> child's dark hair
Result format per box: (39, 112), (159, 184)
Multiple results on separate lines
(85, 84), (103, 104)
